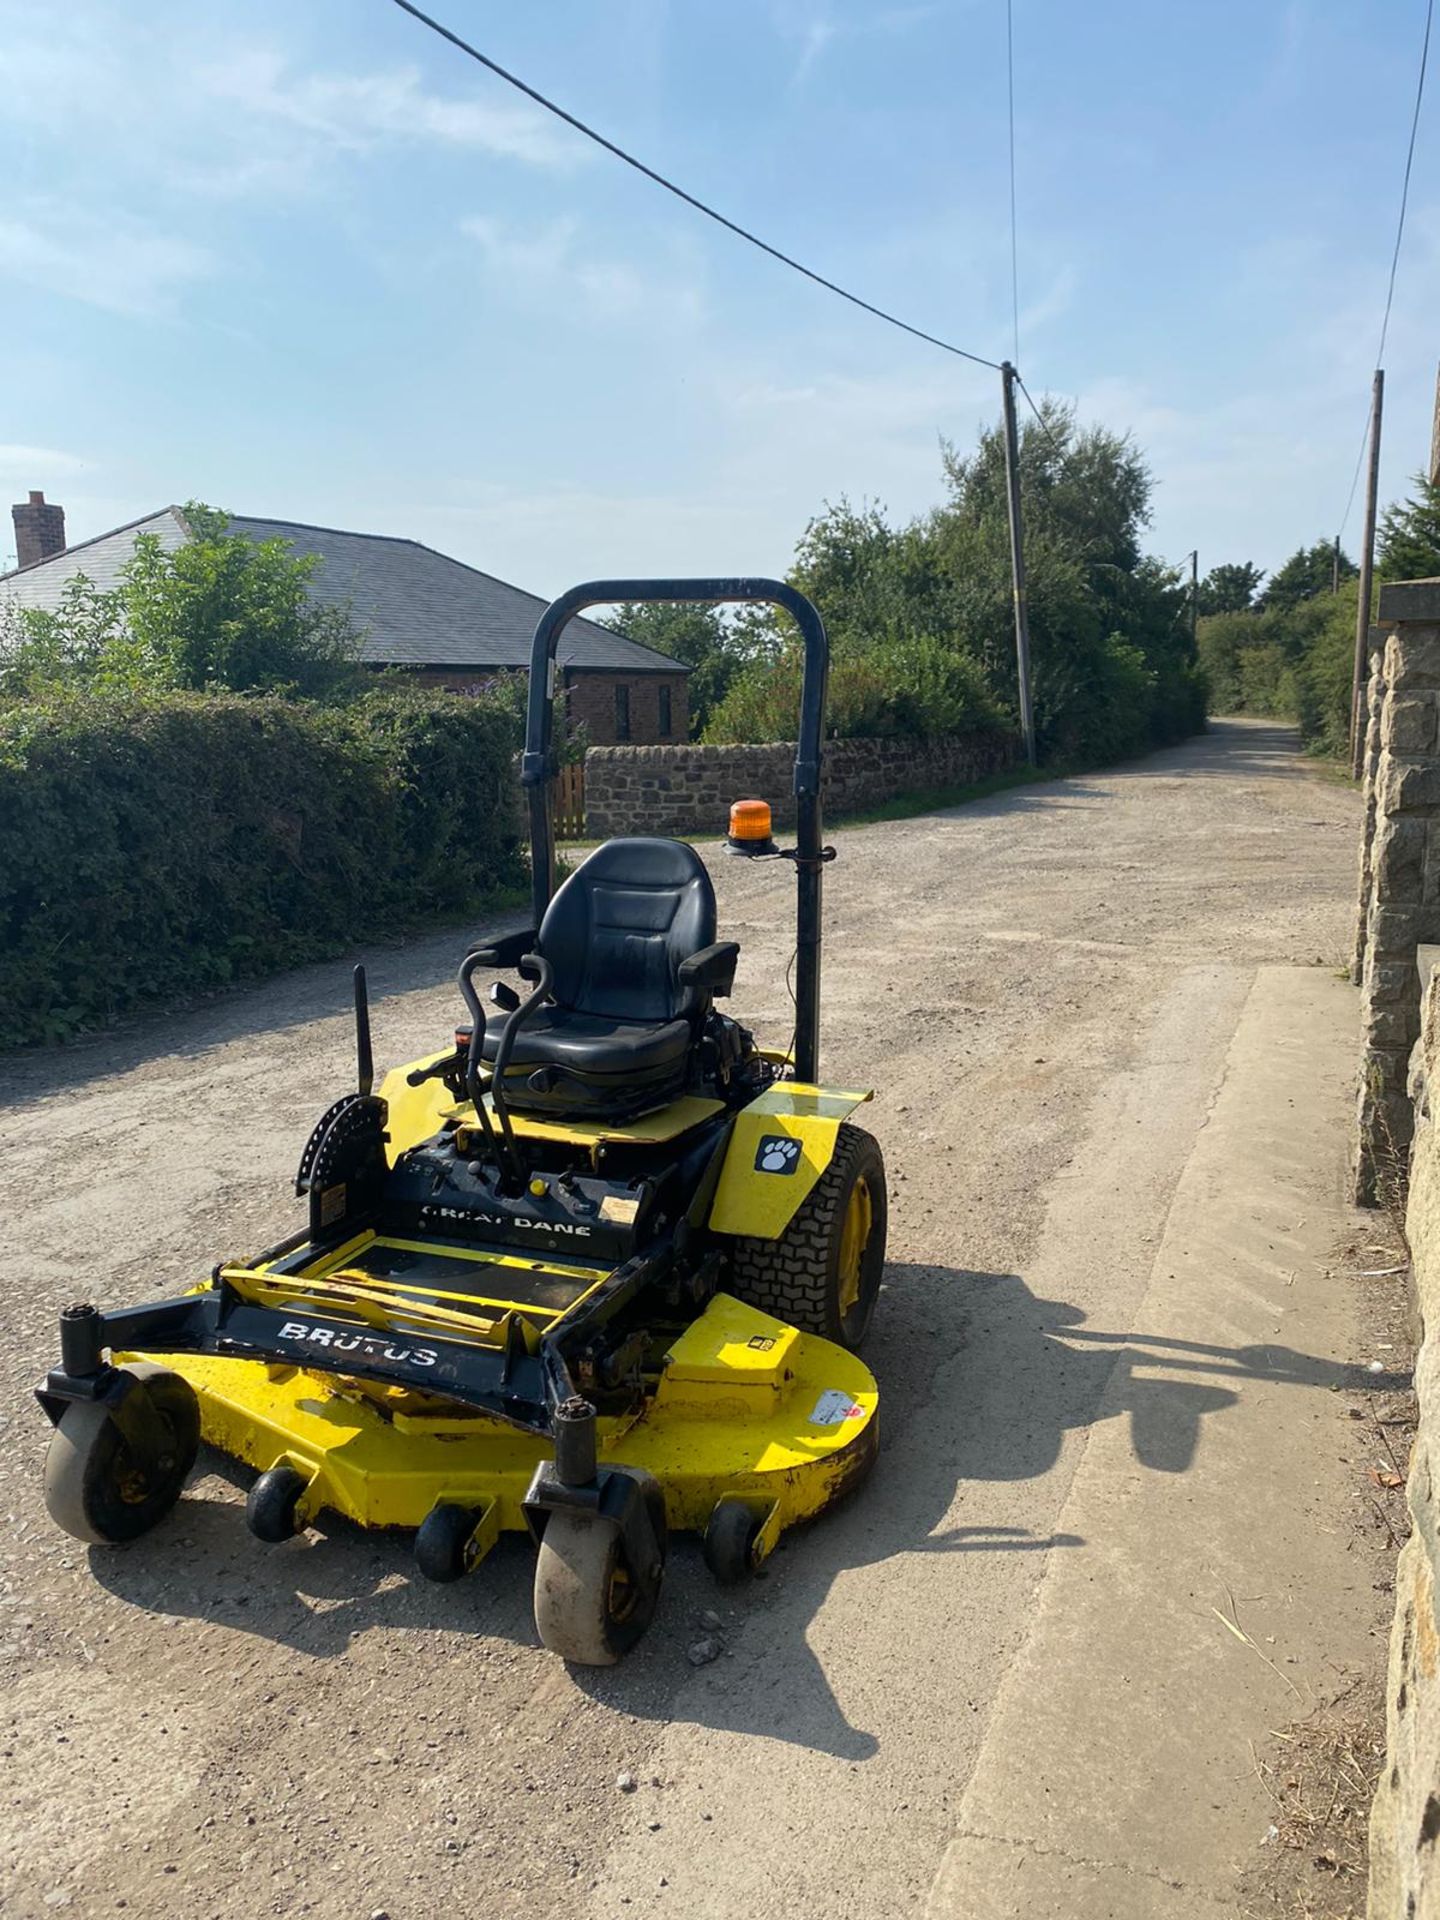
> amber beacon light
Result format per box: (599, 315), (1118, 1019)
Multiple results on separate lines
(726, 798), (778, 856)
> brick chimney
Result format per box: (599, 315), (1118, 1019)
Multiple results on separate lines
(12, 490), (67, 569)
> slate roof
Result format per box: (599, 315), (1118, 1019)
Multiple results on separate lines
(0, 507), (687, 675)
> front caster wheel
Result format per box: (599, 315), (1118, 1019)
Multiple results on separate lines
(246, 1464), (308, 1543)
(44, 1363), (200, 1546)
(533, 1484), (667, 1665)
(415, 1502), (485, 1583)
(704, 1498), (762, 1585)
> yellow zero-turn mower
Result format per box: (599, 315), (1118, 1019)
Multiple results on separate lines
(36, 579), (888, 1663)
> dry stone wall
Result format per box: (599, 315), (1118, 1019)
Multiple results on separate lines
(1354, 628), (1390, 984)
(1356, 585), (1440, 1206)
(1370, 968), (1440, 1919)
(583, 731), (1019, 840)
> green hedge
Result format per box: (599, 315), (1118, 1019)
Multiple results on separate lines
(0, 686), (525, 1046)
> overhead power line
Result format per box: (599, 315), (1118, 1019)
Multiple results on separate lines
(1377, 0), (1433, 374)
(388, 0), (1004, 372)
(1006, 0), (1020, 367)
(1015, 371), (1068, 463)
(1339, 0), (1434, 538)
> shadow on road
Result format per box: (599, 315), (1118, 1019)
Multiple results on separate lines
(0, 913), (525, 1115)
(82, 1258), (1405, 1764)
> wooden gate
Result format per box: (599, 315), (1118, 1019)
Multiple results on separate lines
(551, 760), (586, 840)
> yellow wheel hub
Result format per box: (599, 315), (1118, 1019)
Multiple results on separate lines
(837, 1176), (874, 1317)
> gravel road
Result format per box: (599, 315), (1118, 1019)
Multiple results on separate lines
(0, 718), (1362, 1918)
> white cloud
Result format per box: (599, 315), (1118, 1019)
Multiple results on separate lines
(0, 446), (91, 478)
(773, 2), (944, 86)
(415, 485), (797, 594)
(0, 209), (212, 317)
(0, 9), (582, 203)
(396, 355), (992, 592)
(207, 54), (582, 170)
(460, 214), (704, 324)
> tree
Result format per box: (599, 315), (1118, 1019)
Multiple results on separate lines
(1197, 562), (1263, 616)
(1259, 539), (1354, 610)
(1, 502), (362, 701)
(705, 399), (1205, 760)
(1378, 474), (1440, 582)
(932, 401), (1198, 758)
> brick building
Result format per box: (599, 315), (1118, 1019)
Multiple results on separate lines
(1, 496), (689, 745)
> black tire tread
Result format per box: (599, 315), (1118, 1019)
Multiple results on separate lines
(727, 1122), (885, 1342)
(246, 1464), (308, 1544)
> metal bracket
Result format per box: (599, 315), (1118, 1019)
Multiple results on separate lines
(34, 1360), (172, 1457)
(520, 1459), (665, 1585)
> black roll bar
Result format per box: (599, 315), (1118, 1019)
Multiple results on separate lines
(522, 579), (830, 1083)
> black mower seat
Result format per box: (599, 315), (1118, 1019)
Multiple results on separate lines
(478, 1007), (691, 1077)
(478, 836), (732, 1120)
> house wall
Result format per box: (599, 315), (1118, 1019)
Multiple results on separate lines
(564, 670), (690, 747)
(399, 667), (689, 748)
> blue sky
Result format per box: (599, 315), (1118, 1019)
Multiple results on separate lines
(1, 0), (1436, 591)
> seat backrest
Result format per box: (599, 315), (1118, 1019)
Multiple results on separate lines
(537, 837), (716, 1022)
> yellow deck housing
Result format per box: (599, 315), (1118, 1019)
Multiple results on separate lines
(138, 1293), (877, 1562)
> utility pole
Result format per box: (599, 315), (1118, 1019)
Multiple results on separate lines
(1190, 549), (1199, 652)
(1350, 369), (1385, 780)
(1332, 534), (1341, 594)
(999, 361), (1036, 767)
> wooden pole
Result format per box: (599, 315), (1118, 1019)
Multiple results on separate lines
(1000, 361), (1036, 767)
(1350, 369), (1385, 780)
(1190, 549), (1199, 652)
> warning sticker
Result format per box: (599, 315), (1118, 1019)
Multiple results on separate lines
(810, 1388), (864, 1427)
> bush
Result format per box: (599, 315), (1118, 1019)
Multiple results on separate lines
(1037, 632), (1156, 767)
(1197, 580), (1358, 757)
(0, 685), (524, 1046)
(706, 630), (1005, 743)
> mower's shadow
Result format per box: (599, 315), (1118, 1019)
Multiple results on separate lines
(565, 1258), (1408, 1754)
(87, 1260), (1405, 1763)
(85, 1458), (547, 1656)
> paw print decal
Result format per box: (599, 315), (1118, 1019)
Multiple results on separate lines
(755, 1134), (801, 1174)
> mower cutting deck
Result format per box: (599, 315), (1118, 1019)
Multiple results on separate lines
(36, 578), (888, 1664)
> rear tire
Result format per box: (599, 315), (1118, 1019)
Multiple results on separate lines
(43, 1364), (200, 1546)
(728, 1123), (888, 1349)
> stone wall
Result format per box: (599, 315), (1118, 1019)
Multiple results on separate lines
(584, 730), (1020, 839)
(1354, 628), (1390, 985)
(1369, 968), (1440, 1920)
(1356, 584), (1440, 1206)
